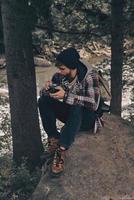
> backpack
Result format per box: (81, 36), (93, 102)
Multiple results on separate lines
(80, 59), (111, 102)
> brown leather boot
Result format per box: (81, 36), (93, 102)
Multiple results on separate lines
(51, 147), (66, 175)
(41, 137), (59, 161)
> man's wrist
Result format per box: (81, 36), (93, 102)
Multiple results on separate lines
(63, 91), (68, 101)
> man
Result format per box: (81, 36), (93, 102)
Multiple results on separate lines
(38, 47), (100, 175)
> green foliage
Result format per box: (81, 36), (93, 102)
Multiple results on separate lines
(1, 0), (134, 53)
(10, 163), (41, 196)
(0, 156), (41, 200)
(0, 156), (11, 200)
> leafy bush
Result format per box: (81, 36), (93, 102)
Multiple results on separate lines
(0, 156), (41, 200)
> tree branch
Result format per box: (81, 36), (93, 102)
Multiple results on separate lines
(35, 24), (102, 37)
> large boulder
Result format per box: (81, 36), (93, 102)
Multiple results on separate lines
(31, 114), (134, 200)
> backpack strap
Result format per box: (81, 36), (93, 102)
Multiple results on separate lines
(98, 74), (111, 98)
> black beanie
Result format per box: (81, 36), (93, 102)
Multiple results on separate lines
(56, 47), (80, 69)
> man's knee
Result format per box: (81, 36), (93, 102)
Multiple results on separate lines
(38, 95), (50, 108)
(70, 105), (82, 116)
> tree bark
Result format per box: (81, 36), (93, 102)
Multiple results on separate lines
(111, 0), (124, 116)
(1, 0), (44, 168)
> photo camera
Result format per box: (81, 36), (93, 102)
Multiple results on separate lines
(47, 84), (60, 93)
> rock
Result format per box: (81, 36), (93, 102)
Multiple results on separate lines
(34, 56), (51, 67)
(30, 114), (134, 200)
(79, 48), (92, 60)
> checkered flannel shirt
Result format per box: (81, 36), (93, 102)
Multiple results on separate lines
(52, 68), (100, 112)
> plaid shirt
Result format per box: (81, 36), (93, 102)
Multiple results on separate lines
(52, 66), (100, 111)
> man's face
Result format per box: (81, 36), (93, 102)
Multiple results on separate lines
(58, 65), (71, 77)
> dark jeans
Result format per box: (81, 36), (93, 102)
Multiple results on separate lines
(38, 95), (96, 149)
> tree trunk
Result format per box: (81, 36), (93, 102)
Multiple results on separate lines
(1, 0), (44, 168)
(110, 0), (124, 116)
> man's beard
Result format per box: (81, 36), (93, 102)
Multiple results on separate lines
(64, 72), (74, 82)
(64, 71), (77, 82)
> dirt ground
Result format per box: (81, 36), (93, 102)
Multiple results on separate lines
(31, 114), (134, 200)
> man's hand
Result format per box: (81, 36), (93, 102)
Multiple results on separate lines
(44, 80), (52, 90)
(40, 80), (52, 93)
(50, 86), (65, 99)
(39, 80), (52, 96)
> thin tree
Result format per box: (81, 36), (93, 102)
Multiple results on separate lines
(1, 0), (44, 168)
(111, 0), (125, 116)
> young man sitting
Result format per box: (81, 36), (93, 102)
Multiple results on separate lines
(38, 47), (100, 175)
